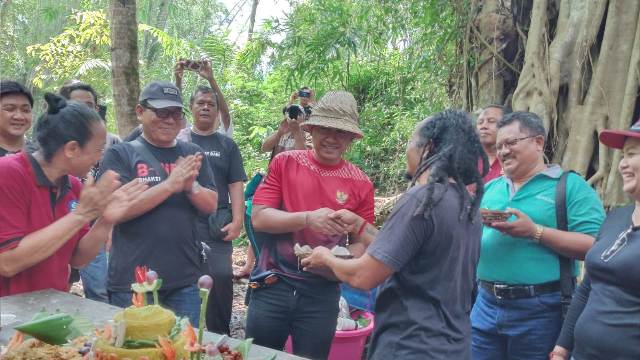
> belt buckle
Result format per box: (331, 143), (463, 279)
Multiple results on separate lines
(249, 274), (278, 289)
(493, 283), (508, 299)
(264, 274), (278, 285)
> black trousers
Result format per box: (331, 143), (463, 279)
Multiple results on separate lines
(205, 240), (233, 335)
(245, 279), (340, 360)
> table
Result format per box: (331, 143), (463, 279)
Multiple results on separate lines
(0, 289), (305, 359)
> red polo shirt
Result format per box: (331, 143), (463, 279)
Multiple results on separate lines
(0, 152), (88, 297)
(252, 150), (374, 289)
(478, 157), (502, 183)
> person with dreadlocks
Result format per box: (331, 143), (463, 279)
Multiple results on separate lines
(302, 110), (485, 359)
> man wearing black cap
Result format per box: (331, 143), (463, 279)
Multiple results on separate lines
(99, 81), (218, 326)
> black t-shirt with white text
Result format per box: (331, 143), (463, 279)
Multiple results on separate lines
(190, 132), (246, 208)
(366, 183), (482, 360)
(99, 138), (216, 292)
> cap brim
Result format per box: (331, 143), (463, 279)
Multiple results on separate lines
(146, 99), (183, 109)
(599, 129), (640, 149)
(301, 116), (364, 138)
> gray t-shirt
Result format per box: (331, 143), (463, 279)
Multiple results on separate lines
(367, 182), (482, 360)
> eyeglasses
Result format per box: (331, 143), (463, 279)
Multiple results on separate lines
(601, 226), (633, 262)
(496, 135), (537, 151)
(144, 105), (184, 121)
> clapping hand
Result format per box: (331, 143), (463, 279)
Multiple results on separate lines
(101, 178), (148, 223)
(165, 154), (202, 193)
(75, 171), (148, 224)
(182, 153), (204, 192)
(75, 170), (123, 222)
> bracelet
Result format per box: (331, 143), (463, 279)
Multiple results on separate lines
(533, 224), (544, 244)
(357, 221), (367, 236)
(304, 212), (310, 228)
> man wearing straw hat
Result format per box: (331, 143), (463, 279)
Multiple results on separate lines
(247, 90), (375, 359)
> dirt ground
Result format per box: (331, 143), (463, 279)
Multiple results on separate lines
(70, 246), (252, 339)
(230, 246), (250, 339)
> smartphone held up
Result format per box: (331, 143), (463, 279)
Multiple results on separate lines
(183, 59), (203, 72)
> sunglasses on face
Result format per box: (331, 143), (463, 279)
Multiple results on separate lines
(144, 106), (185, 121)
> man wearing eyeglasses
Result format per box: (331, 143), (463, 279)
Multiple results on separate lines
(471, 111), (605, 360)
(98, 81), (218, 327)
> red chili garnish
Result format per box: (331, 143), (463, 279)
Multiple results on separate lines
(134, 265), (149, 284)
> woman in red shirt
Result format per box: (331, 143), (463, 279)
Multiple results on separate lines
(0, 93), (146, 296)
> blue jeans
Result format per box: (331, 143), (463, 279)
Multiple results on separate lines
(246, 279), (340, 360)
(471, 287), (563, 360)
(109, 284), (201, 327)
(79, 248), (108, 303)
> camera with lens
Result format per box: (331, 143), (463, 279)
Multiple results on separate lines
(298, 89), (311, 98)
(183, 59), (202, 72)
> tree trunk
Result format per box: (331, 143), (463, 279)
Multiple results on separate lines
(247, 0), (260, 41)
(465, 0), (640, 207)
(145, 0), (171, 63)
(109, 0), (140, 138)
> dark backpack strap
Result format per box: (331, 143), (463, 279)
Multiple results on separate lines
(556, 170), (576, 317)
(130, 139), (168, 179)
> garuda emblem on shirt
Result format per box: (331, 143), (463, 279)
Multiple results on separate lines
(336, 190), (349, 204)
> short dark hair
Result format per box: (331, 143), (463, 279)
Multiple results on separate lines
(36, 93), (102, 161)
(482, 104), (512, 115)
(0, 80), (34, 107)
(189, 85), (218, 107)
(59, 80), (98, 104)
(497, 111), (546, 137)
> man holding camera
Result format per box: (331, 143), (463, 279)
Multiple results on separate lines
(260, 87), (315, 158)
(175, 59), (248, 334)
(174, 59), (233, 138)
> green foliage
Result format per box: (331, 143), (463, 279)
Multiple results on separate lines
(2, 0), (463, 195)
(27, 11), (111, 88)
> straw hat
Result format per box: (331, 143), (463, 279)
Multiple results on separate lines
(302, 90), (363, 138)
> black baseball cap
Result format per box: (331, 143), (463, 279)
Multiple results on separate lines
(139, 81), (183, 109)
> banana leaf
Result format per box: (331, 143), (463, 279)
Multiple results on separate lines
(13, 312), (73, 345)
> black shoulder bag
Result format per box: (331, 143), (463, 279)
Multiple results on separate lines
(556, 171), (577, 318)
(130, 139), (212, 263)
